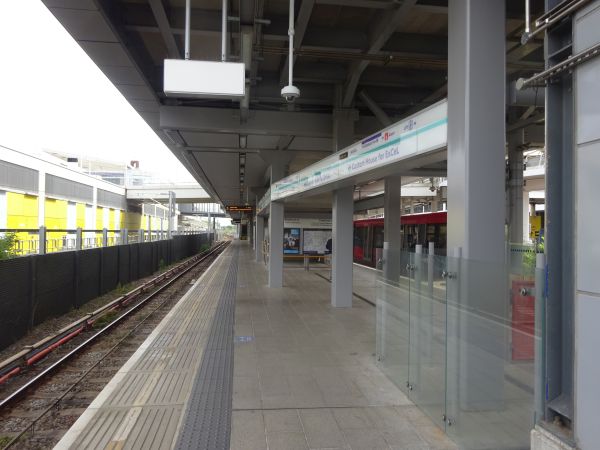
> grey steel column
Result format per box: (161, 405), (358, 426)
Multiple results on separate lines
(331, 90), (356, 307)
(268, 202), (284, 287)
(76, 227), (83, 250)
(447, 0), (506, 261)
(447, 0), (506, 415)
(248, 215), (254, 248)
(38, 226), (46, 255)
(332, 186), (354, 307)
(573, 3), (600, 447)
(383, 176), (401, 281)
(268, 163), (285, 288)
(508, 134), (524, 244)
(255, 215), (264, 262)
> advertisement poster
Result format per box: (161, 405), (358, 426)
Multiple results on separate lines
(283, 228), (301, 254)
(303, 229), (332, 255)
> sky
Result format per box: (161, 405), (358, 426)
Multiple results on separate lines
(0, 0), (195, 183)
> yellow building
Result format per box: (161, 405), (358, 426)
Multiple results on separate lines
(1, 147), (173, 255)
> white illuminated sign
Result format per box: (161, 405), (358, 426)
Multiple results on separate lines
(164, 59), (245, 99)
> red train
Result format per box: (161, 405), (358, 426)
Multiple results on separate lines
(353, 212), (447, 267)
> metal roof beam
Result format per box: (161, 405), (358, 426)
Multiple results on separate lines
(148, 0), (181, 59)
(358, 90), (392, 126)
(280, 0), (315, 85)
(341, 0), (417, 107)
(316, 0), (396, 7)
(160, 106), (333, 137)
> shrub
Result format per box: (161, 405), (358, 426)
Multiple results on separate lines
(0, 233), (17, 260)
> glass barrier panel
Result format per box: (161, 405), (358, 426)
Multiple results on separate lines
(508, 243), (537, 282)
(376, 250), (411, 396)
(408, 252), (447, 431)
(445, 256), (536, 449)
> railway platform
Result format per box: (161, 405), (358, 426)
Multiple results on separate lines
(54, 240), (456, 450)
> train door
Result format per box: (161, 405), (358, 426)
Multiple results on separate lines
(373, 225), (384, 268)
(353, 225), (373, 265)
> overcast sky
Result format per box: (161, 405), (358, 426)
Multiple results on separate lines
(0, 0), (195, 183)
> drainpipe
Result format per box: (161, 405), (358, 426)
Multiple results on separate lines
(222, 0), (228, 61)
(185, 0), (191, 59)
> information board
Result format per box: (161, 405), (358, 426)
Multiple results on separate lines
(303, 230), (332, 255)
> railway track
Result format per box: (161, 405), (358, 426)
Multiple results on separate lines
(0, 241), (229, 449)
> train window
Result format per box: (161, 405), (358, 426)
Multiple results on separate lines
(362, 227), (373, 262)
(353, 226), (372, 263)
(373, 226), (384, 248)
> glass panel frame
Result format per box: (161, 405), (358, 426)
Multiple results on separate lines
(408, 251), (448, 431)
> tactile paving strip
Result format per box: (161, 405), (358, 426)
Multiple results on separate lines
(175, 245), (239, 450)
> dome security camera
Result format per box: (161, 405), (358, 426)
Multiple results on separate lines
(281, 85), (300, 103)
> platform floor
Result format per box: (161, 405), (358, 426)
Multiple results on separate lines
(231, 244), (455, 450)
(55, 241), (457, 450)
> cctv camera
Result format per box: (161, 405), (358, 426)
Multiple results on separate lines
(281, 85), (300, 103)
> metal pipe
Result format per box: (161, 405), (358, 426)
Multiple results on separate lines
(288, 0), (295, 85)
(222, 0), (228, 61)
(525, 0), (530, 34)
(524, 0), (591, 43)
(534, 253), (546, 422)
(517, 41), (600, 89)
(184, 0), (190, 59)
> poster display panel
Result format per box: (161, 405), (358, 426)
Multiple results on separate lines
(303, 229), (332, 255)
(283, 228), (301, 254)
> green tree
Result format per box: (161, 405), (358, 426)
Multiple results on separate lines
(0, 233), (17, 260)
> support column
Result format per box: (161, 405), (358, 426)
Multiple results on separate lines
(255, 215), (264, 262)
(448, 0), (506, 261)
(332, 186), (354, 307)
(37, 171), (46, 227)
(248, 215), (254, 248)
(168, 191), (176, 238)
(383, 176), (401, 281)
(268, 163), (285, 288)
(508, 135), (524, 244)
(268, 202), (284, 287)
(523, 190), (530, 243)
(447, 0), (506, 416)
(573, 4), (600, 447)
(332, 109), (358, 151)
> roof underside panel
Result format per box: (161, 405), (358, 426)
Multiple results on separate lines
(42, 0), (545, 209)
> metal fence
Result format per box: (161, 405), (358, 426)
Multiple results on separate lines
(0, 227), (208, 257)
(0, 232), (214, 350)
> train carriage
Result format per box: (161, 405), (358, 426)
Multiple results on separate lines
(353, 212), (447, 267)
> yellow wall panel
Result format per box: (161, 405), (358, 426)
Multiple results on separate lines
(6, 192), (38, 229)
(76, 203), (86, 228)
(6, 192), (39, 254)
(44, 198), (68, 252)
(44, 198), (68, 229)
(124, 211), (143, 230)
(96, 207), (104, 230)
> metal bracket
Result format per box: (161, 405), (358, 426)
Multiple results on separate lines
(441, 271), (457, 280)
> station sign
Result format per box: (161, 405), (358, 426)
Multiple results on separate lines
(270, 99), (448, 201)
(226, 205), (253, 212)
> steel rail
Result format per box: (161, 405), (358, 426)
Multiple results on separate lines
(0, 242), (228, 389)
(2, 241), (228, 448)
